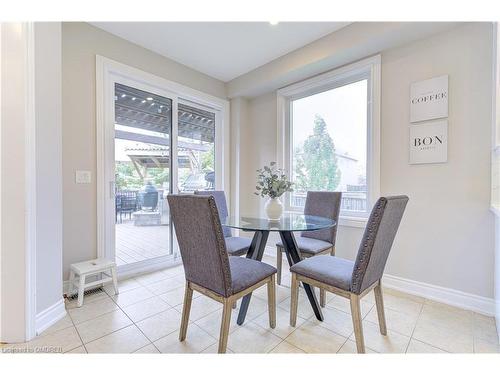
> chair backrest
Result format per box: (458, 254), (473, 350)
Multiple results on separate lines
(351, 196), (409, 294)
(194, 190), (232, 237)
(301, 191), (342, 245)
(167, 194), (232, 297)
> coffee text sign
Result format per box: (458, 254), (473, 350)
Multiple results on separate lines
(410, 75), (448, 123)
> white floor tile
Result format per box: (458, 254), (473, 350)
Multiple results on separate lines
(316, 306), (354, 338)
(269, 341), (306, 353)
(65, 345), (87, 354)
(39, 314), (74, 336)
(349, 321), (410, 353)
(121, 296), (170, 322)
(68, 297), (119, 325)
(365, 306), (418, 337)
(85, 325), (149, 353)
(474, 337), (500, 353)
(75, 309), (133, 344)
(158, 286), (200, 307)
(326, 296), (374, 318)
(111, 286), (155, 308)
(252, 306), (306, 339)
(226, 322), (282, 353)
(337, 340), (377, 354)
(412, 319), (473, 353)
(406, 339), (447, 353)
(134, 344), (161, 353)
(153, 324), (216, 353)
(285, 321), (347, 353)
(104, 278), (142, 295)
(194, 308), (240, 339)
(136, 308), (183, 342)
(173, 295), (221, 321)
(29, 326), (83, 353)
(418, 303), (473, 335)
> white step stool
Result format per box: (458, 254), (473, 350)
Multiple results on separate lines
(69, 258), (119, 307)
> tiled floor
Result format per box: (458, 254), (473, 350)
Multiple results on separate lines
(1, 252), (499, 354)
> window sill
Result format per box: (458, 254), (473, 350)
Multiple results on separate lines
(285, 209), (367, 228)
(338, 216), (368, 228)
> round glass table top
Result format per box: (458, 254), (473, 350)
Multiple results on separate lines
(222, 213), (336, 232)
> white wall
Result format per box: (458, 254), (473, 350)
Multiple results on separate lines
(61, 22), (226, 280)
(492, 23), (500, 337)
(34, 23), (64, 319)
(0, 22), (63, 342)
(0, 22), (29, 343)
(233, 23), (495, 303)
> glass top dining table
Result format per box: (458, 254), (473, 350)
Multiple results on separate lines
(223, 213), (336, 232)
(222, 213), (336, 325)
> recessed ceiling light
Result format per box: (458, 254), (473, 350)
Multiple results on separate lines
(269, 21), (279, 26)
(146, 97), (153, 101)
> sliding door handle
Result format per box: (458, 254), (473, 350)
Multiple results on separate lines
(109, 181), (116, 199)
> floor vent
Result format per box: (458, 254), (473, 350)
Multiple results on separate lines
(66, 286), (104, 300)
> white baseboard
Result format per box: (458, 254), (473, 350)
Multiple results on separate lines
(382, 274), (495, 317)
(36, 299), (66, 335)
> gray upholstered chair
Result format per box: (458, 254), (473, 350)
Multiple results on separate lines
(195, 190), (252, 257)
(276, 191), (341, 306)
(167, 194), (277, 353)
(289, 196), (409, 353)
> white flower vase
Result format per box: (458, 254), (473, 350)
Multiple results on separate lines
(265, 197), (283, 221)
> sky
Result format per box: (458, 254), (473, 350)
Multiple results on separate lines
(292, 79), (368, 166)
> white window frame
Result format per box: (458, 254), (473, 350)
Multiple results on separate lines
(277, 55), (381, 228)
(96, 56), (230, 274)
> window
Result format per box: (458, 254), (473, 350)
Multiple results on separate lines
(277, 56), (380, 223)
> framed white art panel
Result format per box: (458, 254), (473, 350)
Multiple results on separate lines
(409, 120), (448, 164)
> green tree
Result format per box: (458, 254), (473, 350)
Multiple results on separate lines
(294, 114), (341, 192)
(200, 144), (215, 172)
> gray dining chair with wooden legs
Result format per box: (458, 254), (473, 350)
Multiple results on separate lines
(167, 194), (277, 353)
(288, 196), (409, 353)
(276, 191), (341, 307)
(194, 190), (252, 257)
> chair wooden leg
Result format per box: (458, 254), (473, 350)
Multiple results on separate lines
(267, 275), (276, 328)
(350, 294), (365, 353)
(330, 246), (335, 256)
(374, 280), (387, 335)
(320, 288), (326, 307)
(179, 282), (193, 342)
(218, 299), (232, 353)
(276, 247), (282, 285)
(290, 273), (299, 327)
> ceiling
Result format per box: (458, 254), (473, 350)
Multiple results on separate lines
(90, 22), (350, 82)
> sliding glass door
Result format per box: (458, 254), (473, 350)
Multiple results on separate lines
(177, 101), (217, 194)
(113, 83), (174, 267)
(99, 65), (224, 275)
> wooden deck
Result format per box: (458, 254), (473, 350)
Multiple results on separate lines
(115, 219), (171, 266)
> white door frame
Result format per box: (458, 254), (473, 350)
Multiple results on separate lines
(95, 56), (230, 276)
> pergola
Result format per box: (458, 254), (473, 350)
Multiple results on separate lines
(114, 83), (215, 174)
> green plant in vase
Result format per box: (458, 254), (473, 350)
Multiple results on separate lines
(255, 162), (293, 220)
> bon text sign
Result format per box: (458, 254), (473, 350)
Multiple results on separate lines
(409, 120), (448, 164)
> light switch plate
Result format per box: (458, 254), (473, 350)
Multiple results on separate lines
(75, 170), (92, 184)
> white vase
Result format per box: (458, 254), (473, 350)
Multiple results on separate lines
(264, 197), (283, 221)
